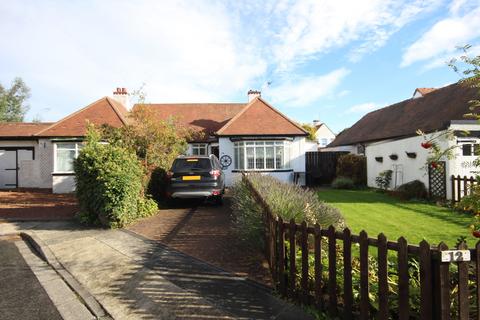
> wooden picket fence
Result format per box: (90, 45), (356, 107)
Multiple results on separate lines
(451, 175), (477, 202)
(243, 175), (480, 319)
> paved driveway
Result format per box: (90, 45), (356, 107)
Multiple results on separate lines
(0, 190), (77, 221)
(128, 198), (272, 286)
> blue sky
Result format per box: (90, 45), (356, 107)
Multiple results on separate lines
(1, 0), (480, 133)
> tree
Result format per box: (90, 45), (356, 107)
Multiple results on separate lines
(0, 77), (30, 122)
(301, 123), (317, 141)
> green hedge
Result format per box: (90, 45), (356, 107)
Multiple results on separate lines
(231, 174), (345, 245)
(74, 128), (157, 228)
(336, 154), (367, 186)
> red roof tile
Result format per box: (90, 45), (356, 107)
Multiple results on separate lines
(415, 87), (437, 96)
(217, 98), (307, 136)
(134, 103), (247, 140)
(36, 97), (129, 137)
(0, 122), (53, 137)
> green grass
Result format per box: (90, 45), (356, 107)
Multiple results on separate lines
(317, 189), (475, 247)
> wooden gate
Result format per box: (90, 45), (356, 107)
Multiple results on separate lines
(428, 161), (446, 199)
(305, 151), (348, 185)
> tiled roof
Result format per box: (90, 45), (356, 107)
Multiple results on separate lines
(0, 122), (53, 137)
(330, 82), (479, 147)
(134, 103), (247, 141)
(415, 87), (437, 96)
(36, 97), (129, 137)
(217, 98), (307, 136)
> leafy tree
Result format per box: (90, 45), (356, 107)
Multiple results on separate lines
(301, 123), (317, 141)
(0, 77), (31, 122)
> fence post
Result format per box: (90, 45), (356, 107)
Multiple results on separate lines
(359, 230), (369, 320)
(398, 237), (410, 320)
(278, 217), (286, 296)
(419, 240), (432, 320)
(377, 233), (388, 320)
(476, 241), (480, 320)
(328, 225), (337, 316)
(300, 221), (309, 304)
(457, 175), (461, 203)
(457, 241), (469, 320)
(314, 224), (323, 310)
(288, 219), (296, 298)
(343, 228), (353, 319)
(451, 175), (456, 202)
(435, 242), (450, 320)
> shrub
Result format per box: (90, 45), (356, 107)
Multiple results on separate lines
(375, 169), (393, 190)
(395, 180), (428, 200)
(458, 182), (480, 214)
(331, 177), (355, 189)
(74, 127), (157, 228)
(146, 167), (168, 203)
(336, 154), (367, 186)
(231, 175), (345, 246)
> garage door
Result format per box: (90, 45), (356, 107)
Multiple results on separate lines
(0, 150), (17, 188)
(0, 148), (34, 189)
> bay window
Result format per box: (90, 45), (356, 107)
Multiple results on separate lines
(234, 141), (290, 170)
(54, 142), (83, 173)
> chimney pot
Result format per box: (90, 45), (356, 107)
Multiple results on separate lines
(112, 87), (130, 109)
(247, 89), (261, 102)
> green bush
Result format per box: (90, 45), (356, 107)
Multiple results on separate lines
(74, 127), (157, 228)
(331, 176), (355, 189)
(395, 180), (428, 200)
(336, 154), (367, 186)
(146, 167), (168, 203)
(375, 169), (393, 190)
(457, 181), (480, 214)
(231, 175), (345, 246)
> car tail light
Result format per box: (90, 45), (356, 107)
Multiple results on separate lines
(212, 190), (221, 196)
(166, 171), (173, 181)
(210, 169), (221, 180)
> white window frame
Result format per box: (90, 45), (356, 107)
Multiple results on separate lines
(191, 143), (208, 156)
(53, 142), (83, 173)
(233, 140), (290, 171)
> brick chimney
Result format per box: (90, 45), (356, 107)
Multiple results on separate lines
(112, 87), (130, 109)
(248, 89), (261, 102)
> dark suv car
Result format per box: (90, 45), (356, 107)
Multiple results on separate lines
(166, 155), (225, 203)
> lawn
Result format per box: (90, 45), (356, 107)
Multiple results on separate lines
(317, 189), (476, 247)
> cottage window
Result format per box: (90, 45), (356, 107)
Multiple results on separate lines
(233, 141), (290, 170)
(54, 142), (83, 173)
(191, 143), (207, 156)
(463, 144), (472, 156)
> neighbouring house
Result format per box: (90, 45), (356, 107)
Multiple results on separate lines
(0, 89), (311, 192)
(312, 120), (336, 148)
(327, 82), (480, 199)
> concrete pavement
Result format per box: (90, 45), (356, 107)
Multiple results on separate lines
(1, 221), (313, 320)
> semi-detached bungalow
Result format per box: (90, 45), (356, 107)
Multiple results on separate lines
(0, 89), (313, 193)
(326, 82), (480, 199)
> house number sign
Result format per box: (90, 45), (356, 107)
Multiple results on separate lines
(441, 250), (470, 262)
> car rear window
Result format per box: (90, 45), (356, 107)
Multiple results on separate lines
(172, 158), (211, 172)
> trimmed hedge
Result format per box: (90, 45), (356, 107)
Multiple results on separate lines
(332, 176), (355, 189)
(232, 174), (345, 245)
(336, 154), (367, 186)
(395, 180), (428, 200)
(74, 128), (157, 228)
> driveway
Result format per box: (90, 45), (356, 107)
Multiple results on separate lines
(128, 198), (272, 286)
(1, 221), (313, 320)
(0, 189), (77, 221)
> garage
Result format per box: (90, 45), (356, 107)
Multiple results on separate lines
(0, 148), (34, 189)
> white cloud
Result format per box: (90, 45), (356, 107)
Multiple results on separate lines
(265, 68), (350, 107)
(401, 3), (480, 67)
(272, 0), (440, 69)
(344, 102), (381, 114)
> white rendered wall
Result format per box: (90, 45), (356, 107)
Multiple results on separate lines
(52, 175), (76, 193)
(315, 125), (336, 147)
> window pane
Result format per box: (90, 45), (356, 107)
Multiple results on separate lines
(463, 144), (472, 156)
(255, 147), (265, 169)
(246, 147), (254, 169)
(57, 143), (76, 150)
(192, 148), (199, 155)
(56, 149), (75, 172)
(239, 147), (245, 170)
(276, 146), (284, 169)
(266, 146), (274, 169)
(234, 147), (239, 169)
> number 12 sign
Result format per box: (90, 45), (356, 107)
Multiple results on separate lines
(441, 250), (471, 262)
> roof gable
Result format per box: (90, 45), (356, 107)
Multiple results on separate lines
(217, 98), (307, 136)
(330, 82), (478, 147)
(36, 97), (129, 137)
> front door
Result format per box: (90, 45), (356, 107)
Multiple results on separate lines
(0, 150), (17, 188)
